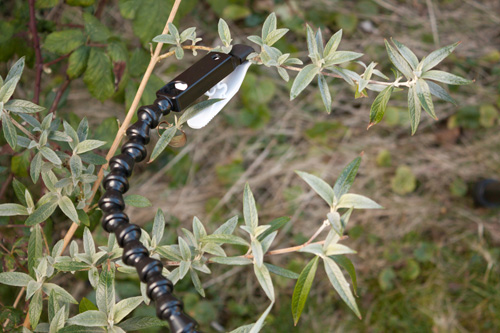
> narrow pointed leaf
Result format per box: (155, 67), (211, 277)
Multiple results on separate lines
(333, 157), (361, 200)
(330, 255), (358, 296)
(149, 126), (176, 162)
(243, 183), (259, 231)
(296, 171), (334, 207)
(2, 113), (17, 149)
(337, 193), (382, 209)
(391, 39), (419, 70)
(254, 262), (275, 302)
(368, 85), (394, 128)
(421, 70), (472, 85)
(420, 42), (459, 72)
(416, 79), (437, 120)
(292, 256), (319, 325)
(290, 64), (320, 100)
(408, 85), (421, 135)
(426, 80), (457, 105)
(324, 30), (342, 58)
(384, 40), (413, 78)
(318, 74), (332, 113)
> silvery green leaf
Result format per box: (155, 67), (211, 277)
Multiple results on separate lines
(152, 34), (177, 44)
(384, 40), (413, 79)
(324, 29), (342, 58)
(48, 290), (59, 323)
(156, 245), (183, 261)
(0, 77), (19, 103)
(89, 266), (99, 288)
(113, 296), (143, 323)
(318, 74), (332, 113)
(29, 289), (43, 329)
(25, 201), (58, 226)
(251, 238), (264, 267)
(140, 282), (150, 305)
(118, 316), (168, 331)
(51, 239), (64, 258)
(178, 237), (191, 261)
(337, 193), (382, 209)
(323, 256), (361, 318)
(210, 256), (252, 265)
(328, 66), (355, 85)
(295, 171), (334, 207)
(324, 51), (363, 66)
(416, 78), (437, 120)
(17, 135), (30, 148)
(290, 64), (320, 100)
(341, 207), (354, 229)
(213, 215), (238, 235)
(408, 85), (421, 135)
(167, 267), (180, 285)
(193, 216), (207, 242)
(167, 22), (180, 41)
(249, 301), (274, 333)
(149, 126), (176, 162)
(327, 211), (343, 235)
(4, 99), (45, 113)
(218, 19), (232, 46)
(68, 310), (108, 327)
(426, 80), (457, 105)
(333, 156), (361, 200)
(247, 35), (263, 46)
(70, 154), (83, 181)
(41, 169), (58, 193)
(174, 46), (184, 60)
(63, 121), (79, 149)
(40, 114), (52, 130)
(179, 260), (190, 279)
(277, 67), (289, 82)
(190, 268), (205, 297)
(40, 147), (62, 165)
(181, 228), (197, 248)
(123, 194), (151, 208)
(325, 243), (356, 256)
(49, 306), (66, 333)
(202, 242), (226, 257)
(0, 272), (34, 287)
(2, 112), (17, 149)
(283, 57), (303, 66)
(201, 234), (249, 246)
(179, 27), (197, 43)
(70, 241), (78, 258)
(323, 229), (340, 251)
(391, 39), (419, 70)
(230, 324), (253, 333)
(75, 140), (106, 154)
(191, 260), (211, 274)
(83, 227), (96, 257)
(359, 62), (376, 92)
(264, 263), (299, 279)
(243, 183), (259, 231)
(53, 257), (89, 272)
(96, 264), (115, 315)
(298, 243), (324, 256)
(0, 203), (28, 216)
(421, 70), (472, 85)
(262, 12), (277, 40)
(49, 131), (72, 142)
(315, 28), (324, 55)
(254, 262), (275, 302)
(261, 231), (277, 253)
(148, 210), (163, 248)
(420, 42), (460, 72)
(253, 225), (271, 238)
(372, 69), (390, 80)
(42, 283), (78, 304)
(6, 57), (25, 83)
(59, 196), (79, 223)
(178, 99), (222, 125)
(265, 28), (288, 46)
(368, 85), (394, 128)
(306, 25), (320, 65)
(74, 253), (92, 265)
(76, 117), (88, 142)
(366, 84), (387, 92)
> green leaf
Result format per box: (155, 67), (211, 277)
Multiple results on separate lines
(28, 225), (43, 275)
(391, 165), (417, 195)
(426, 80), (457, 105)
(251, 238), (264, 267)
(49, 306), (66, 333)
(243, 183), (259, 231)
(292, 256), (319, 325)
(249, 301), (274, 333)
(0, 272), (34, 287)
(4, 99), (45, 113)
(201, 234), (249, 246)
(421, 70), (472, 85)
(113, 296), (143, 323)
(0, 203), (28, 216)
(59, 326), (106, 332)
(96, 265), (115, 315)
(118, 0), (140, 19)
(323, 256), (361, 318)
(368, 85), (394, 128)
(330, 255), (358, 295)
(68, 310), (108, 327)
(67, 46), (90, 79)
(318, 74), (332, 113)
(30, 152), (43, 183)
(323, 29), (343, 58)
(43, 30), (85, 55)
(290, 64), (320, 100)
(48, 290), (59, 322)
(265, 28), (288, 47)
(337, 193), (382, 209)
(152, 209), (165, 246)
(254, 262), (275, 302)
(118, 316), (167, 331)
(75, 140), (106, 154)
(83, 227), (96, 257)
(40, 146), (62, 165)
(306, 25), (319, 63)
(66, 0), (96, 6)
(264, 263), (299, 279)
(149, 126), (176, 162)
(295, 171), (334, 207)
(262, 12), (277, 41)
(156, 245), (182, 261)
(59, 196), (79, 223)
(324, 51), (363, 66)
(391, 39), (419, 70)
(132, 0), (172, 44)
(408, 85), (421, 135)
(124, 194), (152, 208)
(178, 99), (223, 125)
(54, 258), (89, 271)
(43, 283), (78, 304)
(257, 217), (290, 242)
(416, 79), (437, 120)
(2, 113), (17, 149)
(83, 12), (111, 43)
(333, 157), (361, 200)
(152, 34), (177, 44)
(210, 256), (252, 265)
(13, 178), (28, 206)
(420, 42), (460, 72)
(384, 39), (413, 79)
(29, 289), (43, 329)
(178, 237), (191, 261)
(218, 18), (232, 46)
(213, 215), (238, 235)
(26, 201), (58, 226)
(83, 48), (115, 101)
(190, 268), (205, 297)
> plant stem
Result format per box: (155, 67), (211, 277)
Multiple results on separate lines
(9, 115), (36, 140)
(157, 45), (214, 61)
(49, 77), (71, 116)
(0, 173), (13, 199)
(3, 287), (25, 328)
(60, 0), (183, 254)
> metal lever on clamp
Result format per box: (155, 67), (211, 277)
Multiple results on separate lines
(156, 44), (255, 112)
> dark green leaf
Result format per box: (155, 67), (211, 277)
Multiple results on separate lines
(118, 316), (168, 331)
(29, 289), (43, 329)
(408, 85), (421, 135)
(26, 201), (58, 226)
(118, 0), (140, 19)
(416, 79), (437, 120)
(83, 13), (111, 43)
(292, 256), (319, 325)
(149, 126), (176, 162)
(264, 263), (299, 279)
(2, 113), (17, 149)
(330, 255), (358, 295)
(83, 48), (115, 101)
(257, 217), (290, 242)
(132, 0), (172, 44)
(67, 46), (90, 79)
(368, 85), (394, 128)
(43, 30), (85, 55)
(333, 157), (361, 200)
(124, 194), (152, 208)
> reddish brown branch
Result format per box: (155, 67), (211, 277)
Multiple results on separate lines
(95, 0), (108, 18)
(49, 77), (71, 115)
(43, 54), (71, 68)
(0, 173), (13, 200)
(28, 0), (43, 105)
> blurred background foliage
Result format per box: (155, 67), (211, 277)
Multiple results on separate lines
(1, 0), (499, 331)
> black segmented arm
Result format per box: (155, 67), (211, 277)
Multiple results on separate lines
(98, 45), (254, 332)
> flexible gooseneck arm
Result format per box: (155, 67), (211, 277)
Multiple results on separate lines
(98, 45), (254, 332)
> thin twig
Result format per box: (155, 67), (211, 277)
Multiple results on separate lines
(49, 77), (71, 115)
(43, 54), (71, 68)
(10, 115), (36, 140)
(0, 173), (13, 199)
(3, 287), (25, 328)
(28, 0), (43, 105)
(60, 0), (184, 254)
(157, 45), (214, 61)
